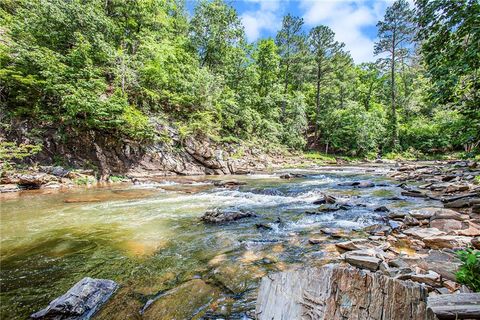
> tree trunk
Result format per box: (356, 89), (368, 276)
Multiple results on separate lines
(314, 64), (321, 144)
(281, 63), (290, 119)
(391, 36), (398, 149)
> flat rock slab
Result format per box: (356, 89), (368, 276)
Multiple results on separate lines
(423, 235), (472, 249)
(255, 264), (432, 320)
(31, 277), (118, 320)
(427, 293), (480, 319)
(403, 227), (446, 239)
(345, 253), (381, 271)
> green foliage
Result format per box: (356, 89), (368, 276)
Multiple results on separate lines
(456, 248), (480, 292)
(108, 175), (127, 183)
(374, 0), (415, 148)
(416, 0), (480, 149)
(0, 142), (42, 171)
(73, 175), (97, 186)
(0, 0), (476, 159)
(321, 102), (387, 156)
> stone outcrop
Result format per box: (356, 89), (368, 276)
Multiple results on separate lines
(3, 121), (303, 185)
(30, 277), (118, 320)
(255, 264), (432, 320)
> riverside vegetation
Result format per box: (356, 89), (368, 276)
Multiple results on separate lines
(0, 0), (480, 319)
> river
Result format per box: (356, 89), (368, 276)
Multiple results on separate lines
(0, 166), (441, 319)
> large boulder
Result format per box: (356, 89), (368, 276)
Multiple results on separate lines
(31, 277), (118, 320)
(255, 264), (432, 320)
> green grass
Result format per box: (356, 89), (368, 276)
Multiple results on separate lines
(303, 151), (366, 164)
(303, 152), (336, 163)
(108, 175), (128, 183)
(384, 150), (469, 161)
(73, 176), (97, 186)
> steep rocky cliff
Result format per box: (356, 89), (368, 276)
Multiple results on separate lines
(2, 120), (292, 179)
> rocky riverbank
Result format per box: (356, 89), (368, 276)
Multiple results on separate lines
(0, 154), (309, 194)
(2, 122), (311, 192)
(255, 160), (480, 319)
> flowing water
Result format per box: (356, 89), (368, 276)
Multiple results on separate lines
(0, 166), (441, 319)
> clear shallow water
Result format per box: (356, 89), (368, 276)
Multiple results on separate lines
(0, 167), (440, 319)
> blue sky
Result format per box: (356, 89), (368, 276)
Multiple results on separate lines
(187, 0), (415, 63)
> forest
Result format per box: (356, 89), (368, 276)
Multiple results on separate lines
(0, 0), (479, 159)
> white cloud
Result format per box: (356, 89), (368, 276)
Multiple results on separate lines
(300, 0), (391, 63)
(240, 0), (283, 41)
(237, 0), (414, 63)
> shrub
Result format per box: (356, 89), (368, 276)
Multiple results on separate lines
(0, 141), (42, 171)
(456, 248), (480, 292)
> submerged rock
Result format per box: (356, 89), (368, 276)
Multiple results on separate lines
(213, 180), (247, 187)
(255, 264), (431, 320)
(401, 190), (427, 198)
(279, 172), (306, 179)
(339, 181), (375, 188)
(142, 279), (219, 319)
(313, 194), (337, 205)
(31, 277), (118, 320)
(201, 208), (256, 223)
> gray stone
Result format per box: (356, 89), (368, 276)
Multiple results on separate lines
(335, 239), (375, 251)
(411, 271), (441, 287)
(430, 208), (467, 221)
(403, 227), (446, 240)
(427, 293), (480, 319)
(255, 264), (432, 320)
(430, 219), (464, 232)
(409, 207), (442, 220)
(423, 235), (472, 249)
(344, 251), (382, 271)
(472, 237), (480, 249)
(404, 215), (420, 226)
(31, 277), (118, 320)
(200, 208), (256, 223)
